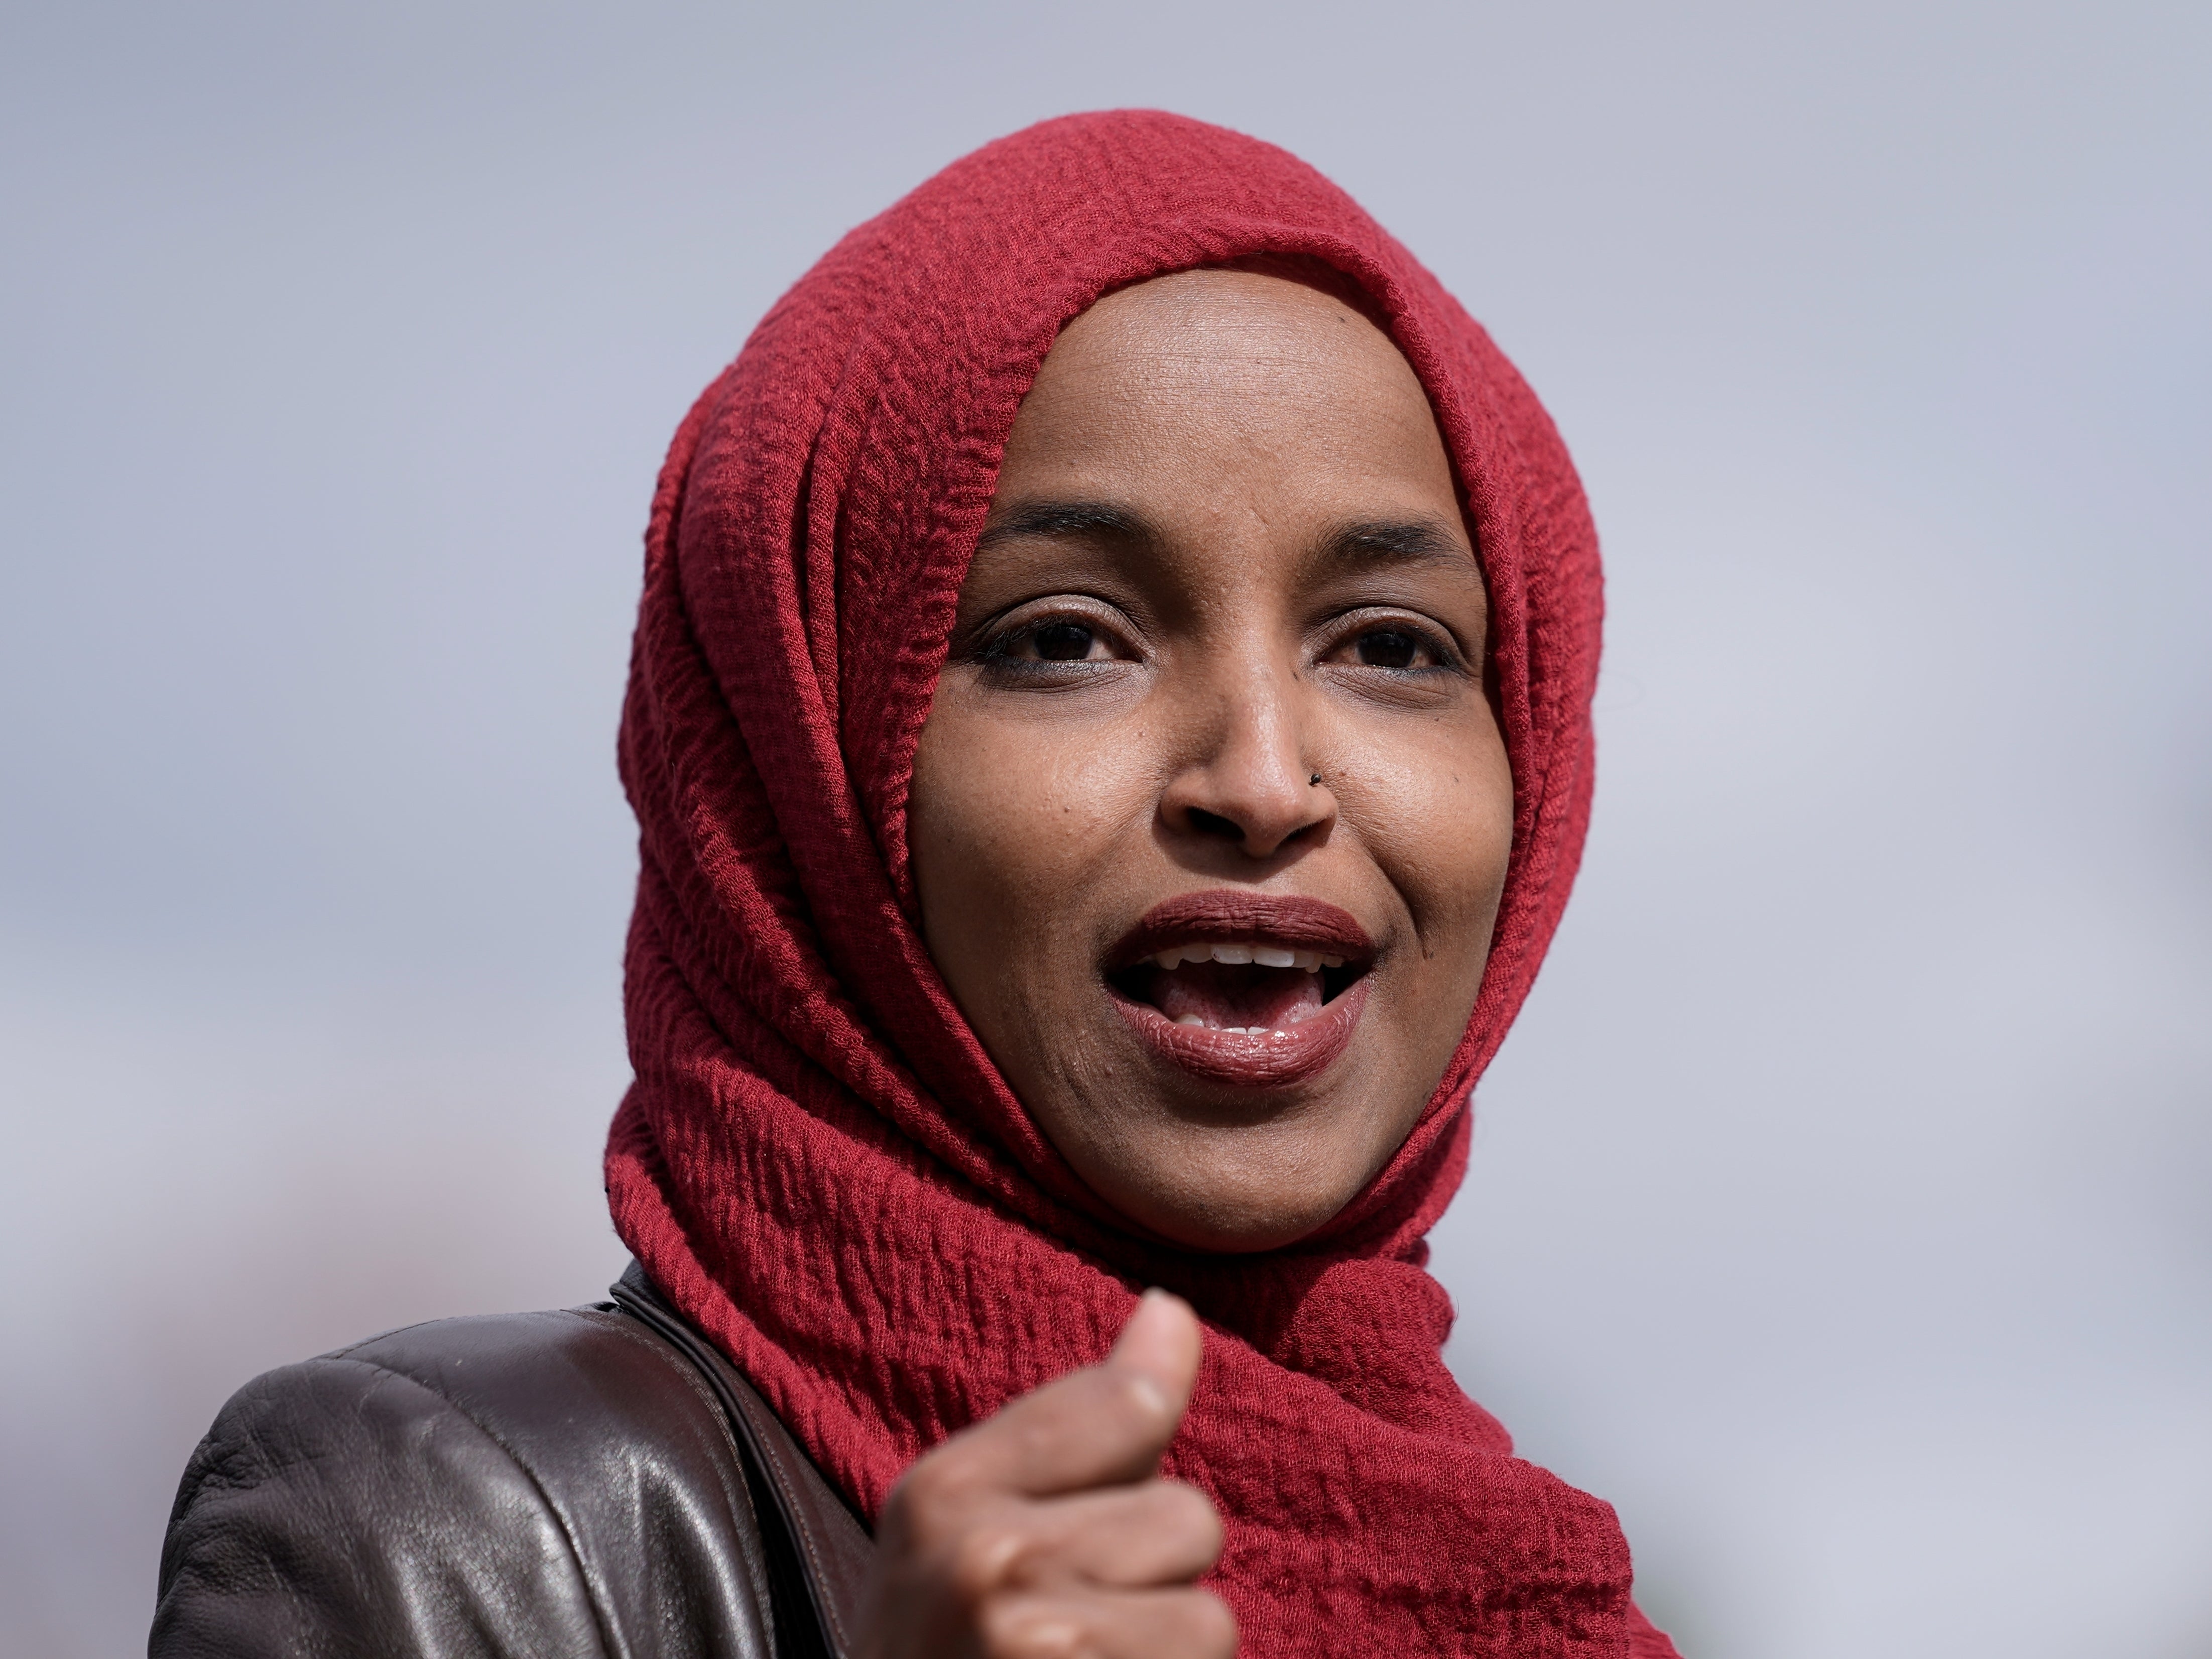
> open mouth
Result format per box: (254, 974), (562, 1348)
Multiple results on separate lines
(1108, 942), (1366, 1034)
(1104, 891), (1375, 1088)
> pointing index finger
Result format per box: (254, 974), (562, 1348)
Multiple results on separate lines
(930, 1291), (1203, 1500)
(1109, 1289), (1203, 1420)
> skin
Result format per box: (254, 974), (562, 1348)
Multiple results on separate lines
(910, 269), (1514, 1252)
(863, 271), (1516, 1658)
(859, 1294), (1231, 1659)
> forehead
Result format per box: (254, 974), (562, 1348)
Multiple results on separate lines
(1030, 267), (1426, 401)
(999, 268), (1459, 514)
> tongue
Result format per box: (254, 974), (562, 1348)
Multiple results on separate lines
(1154, 961), (1326, 1031)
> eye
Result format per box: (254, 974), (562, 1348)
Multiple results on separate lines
(1032, 621), (1098, 661)
(1324, 618), (1456, 673)
(971, 604), (1137, 676)
(1354, 629), (1421, 669)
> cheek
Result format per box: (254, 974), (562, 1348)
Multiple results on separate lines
(1351, 714), (1515, 977)
(909, 693), (1148, 992)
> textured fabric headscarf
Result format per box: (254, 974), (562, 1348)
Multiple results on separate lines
(608, 111), (1674, 1657)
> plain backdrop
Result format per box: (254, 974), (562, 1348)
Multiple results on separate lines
(3, 4), (2207, 1655)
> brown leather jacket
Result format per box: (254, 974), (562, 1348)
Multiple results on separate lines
(151, 1265), (871, 1658)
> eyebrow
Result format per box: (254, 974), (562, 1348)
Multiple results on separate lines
(974, 500), (1472, 571)
(974, 500), (1157, 550)
(1319, 516), (1470, 569)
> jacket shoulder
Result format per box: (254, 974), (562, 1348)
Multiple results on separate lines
(153, 1305), (779, 1659)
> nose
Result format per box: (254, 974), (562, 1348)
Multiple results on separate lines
(1157, 661), (1333, 860)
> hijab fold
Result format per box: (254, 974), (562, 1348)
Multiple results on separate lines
(608, 110), (1670, 1657)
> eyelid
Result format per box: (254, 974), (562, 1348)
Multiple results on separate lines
(972, 594), (1144, 664)
(1318, 608), (1467, 672)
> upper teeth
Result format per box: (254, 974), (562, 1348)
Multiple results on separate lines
(1151, 943), (1344, 972)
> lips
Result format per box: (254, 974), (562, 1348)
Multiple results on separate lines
(1105, 891), (1375, 1089)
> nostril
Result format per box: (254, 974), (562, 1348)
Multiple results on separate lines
(1186, 807), (1244, 841)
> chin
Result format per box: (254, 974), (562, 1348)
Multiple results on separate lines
(1115, 1166), (1361, 1254)
(1141, 1176), (1363, 1256)
(1045, 1064), (1393, 1254)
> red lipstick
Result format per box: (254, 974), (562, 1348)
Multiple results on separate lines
(1106, 891), (1375, 1090)
(1109, 891), (1375, 968)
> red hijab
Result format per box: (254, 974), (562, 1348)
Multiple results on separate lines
(608, 111), (1671, 1657)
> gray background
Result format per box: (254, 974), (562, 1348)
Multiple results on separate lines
(3, 4), (2206, 1654)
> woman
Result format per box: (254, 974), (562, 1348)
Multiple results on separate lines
(154, 111), (1678, 1658)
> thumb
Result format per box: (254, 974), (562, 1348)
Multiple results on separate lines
(1108, 1288), (1202, 1425)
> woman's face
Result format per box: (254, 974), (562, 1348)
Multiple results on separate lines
(910, 270), (1513, 1252)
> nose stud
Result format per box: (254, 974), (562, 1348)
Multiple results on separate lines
(1308, 772), (1322, 787)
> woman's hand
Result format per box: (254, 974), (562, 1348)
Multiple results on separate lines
(857, 1289), (1234, 1659)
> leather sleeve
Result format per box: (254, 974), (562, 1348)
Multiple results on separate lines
(152, 1350), (611, 1658)
(152, 1308), (783, 1659)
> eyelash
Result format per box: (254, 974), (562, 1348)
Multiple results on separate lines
(973, 613), (1126, 675)
(1322, 616), (1464, 675)
(971, 611), (1466, 677)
